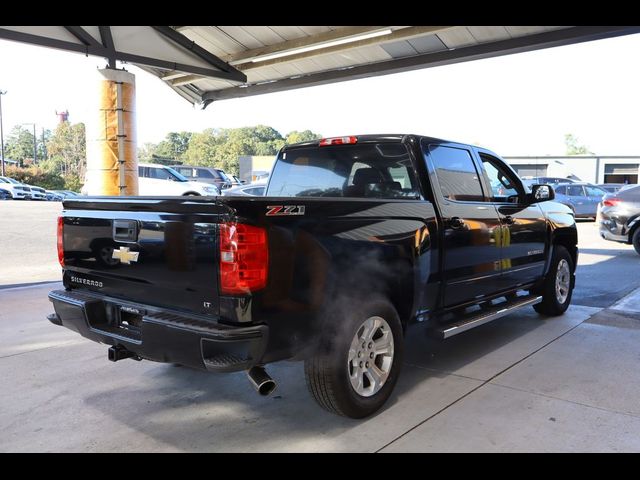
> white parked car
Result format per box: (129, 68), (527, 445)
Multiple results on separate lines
(0, 176), (32, 199)
(221, 181), (267, 196)
(137, 164), (220, 196)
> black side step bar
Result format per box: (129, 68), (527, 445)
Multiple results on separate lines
(433, 295), (542, 339)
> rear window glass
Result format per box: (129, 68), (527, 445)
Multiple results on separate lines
(266, 143), (420, 199)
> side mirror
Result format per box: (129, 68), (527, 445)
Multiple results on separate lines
(528, 184), (555, 203)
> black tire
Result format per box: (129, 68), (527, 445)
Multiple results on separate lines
(632, 228), (640, 255)
(533, 245), (574, 316)
(184, 192), (200, 196)
(304, 299), (404, 419)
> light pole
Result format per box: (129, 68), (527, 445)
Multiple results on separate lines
(0, 90), (6, 176)
(22, 122), (37, 165)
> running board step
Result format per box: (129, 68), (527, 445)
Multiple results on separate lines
(433, 295), (542, 339)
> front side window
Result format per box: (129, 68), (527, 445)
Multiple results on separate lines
(428, 145), (484, 202)
(197, 169), (215, 179)
(479, 153), (523, 202)
(567, 185), (585, 197)
(149, 167), (172, 180)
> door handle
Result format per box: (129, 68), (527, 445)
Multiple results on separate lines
(449, 217), (465, 229)
(503, 215), (515, 225)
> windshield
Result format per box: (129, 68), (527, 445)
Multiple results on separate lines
(164, 167), (188, 182)
(0, 177), (21, 184)
(216, 170), (232, 182)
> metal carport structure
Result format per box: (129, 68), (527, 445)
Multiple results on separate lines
(1, 26), (639, 107)
(1, 25), (639, 194)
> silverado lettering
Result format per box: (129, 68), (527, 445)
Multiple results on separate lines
(49, 134), (577, 418)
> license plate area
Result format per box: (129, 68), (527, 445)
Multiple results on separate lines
(87, 302), (144, 342)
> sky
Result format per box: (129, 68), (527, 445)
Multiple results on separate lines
(1, 31), (640, 156)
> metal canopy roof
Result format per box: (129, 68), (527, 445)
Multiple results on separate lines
(1, 26), (639, 108)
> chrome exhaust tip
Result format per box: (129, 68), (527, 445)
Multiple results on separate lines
(247, 366), (277, 396)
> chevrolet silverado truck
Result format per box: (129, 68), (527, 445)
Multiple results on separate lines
(48, 135), (577, 418)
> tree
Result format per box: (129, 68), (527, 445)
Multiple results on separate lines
(4, 126), (35, 167)
(46, 122), (86, 178)
(565, 134), (593, 155)
(285, 130), (322, 144)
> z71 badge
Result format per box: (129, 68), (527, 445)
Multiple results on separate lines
(266, 205), (306, 216)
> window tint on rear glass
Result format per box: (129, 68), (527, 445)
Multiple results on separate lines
(266, 143), (420, 199)
(428, 145), (484, 202)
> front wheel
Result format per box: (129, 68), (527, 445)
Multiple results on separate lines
(304, 299), (404, 418)
(533, 245), (574, 316)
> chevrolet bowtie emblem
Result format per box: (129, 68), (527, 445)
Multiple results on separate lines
(112, 246), (140, 265)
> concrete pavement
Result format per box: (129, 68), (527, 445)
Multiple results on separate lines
(2, 283), (640, 452)
(2, 202), (640, 451)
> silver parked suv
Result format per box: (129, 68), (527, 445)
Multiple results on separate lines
(173, 166), (241, 191)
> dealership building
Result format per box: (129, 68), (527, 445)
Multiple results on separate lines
(505, 156), (640, 185)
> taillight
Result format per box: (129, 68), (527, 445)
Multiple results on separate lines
(57, 216), (65, 267)
(603, 197), (621, 207)
(219, 222), (268, 295)
(319, 136), (358, 146)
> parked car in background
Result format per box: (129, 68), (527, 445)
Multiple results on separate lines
(521, 176), (580, 192)
(553, 182), (608, 219)
(231, 175), (246, 185)
(221, 182), (266, 197)
(0, 176), (31, 199)
(27, 185), (47, 200)
(250, 170), (270, 183)
(173, 166), (238, 191)
(52, 190), (80, 199)
(45, 190), (64, 201)
(598, 184), (640, 254)
(597, 183), (628, 194)
(138, 164), (220, 196)
(0, 187), (12, 200)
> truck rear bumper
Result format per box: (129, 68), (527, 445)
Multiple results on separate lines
(48, 289), (268, 372)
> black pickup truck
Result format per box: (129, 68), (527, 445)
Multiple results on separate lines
(49, 135), (577, 418)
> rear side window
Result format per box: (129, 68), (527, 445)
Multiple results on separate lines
(266, 143), (419, 199)
(555, 185), (566, 195)
(428, 145), (484, 202)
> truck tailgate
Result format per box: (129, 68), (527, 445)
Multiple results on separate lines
(60, 197), (225, 316)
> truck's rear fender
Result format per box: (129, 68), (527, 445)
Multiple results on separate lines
(219, 198), (438, 360)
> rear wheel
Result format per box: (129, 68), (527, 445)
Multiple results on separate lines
(184, 192), (200, 196)
(632, 228), (640, 255)
(533, 245), (574, 316)
(304, 299), (403, 418)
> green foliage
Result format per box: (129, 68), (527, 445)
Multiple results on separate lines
(46, 122), (86, 177)
(4, 126), (35, 166)
(63, 174), (83, 192)
(179, 125), (321, 176)
(565, 133), (593, 155)
(285, 130), (322, 144)
(138, 131), (192, 161)
(5, 165), (65, 190)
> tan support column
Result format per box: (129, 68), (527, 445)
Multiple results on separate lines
(85, 68), (138, 195)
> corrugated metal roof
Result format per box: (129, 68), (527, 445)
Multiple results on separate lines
(1, 26), (639, 108)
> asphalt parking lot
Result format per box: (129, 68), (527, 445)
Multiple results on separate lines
(1, 201), (640, 452)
